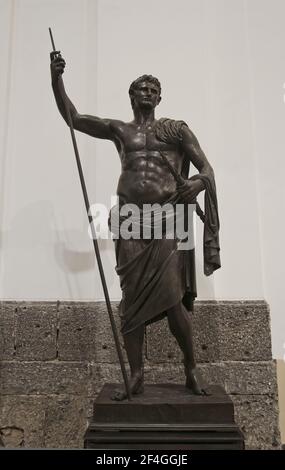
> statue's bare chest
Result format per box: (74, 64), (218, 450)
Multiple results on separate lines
(117, 125), (172, 153)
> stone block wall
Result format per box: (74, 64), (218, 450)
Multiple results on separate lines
(0, 300), (280, 449)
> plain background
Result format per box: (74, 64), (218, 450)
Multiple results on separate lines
(0, 0), (284, 441)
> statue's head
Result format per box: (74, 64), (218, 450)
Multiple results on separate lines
(129, 75), (161, 111)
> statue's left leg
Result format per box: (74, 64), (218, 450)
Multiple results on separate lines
(167, 302), (207, 395)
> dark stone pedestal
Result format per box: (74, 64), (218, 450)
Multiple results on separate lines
(84, 383), (244, 450)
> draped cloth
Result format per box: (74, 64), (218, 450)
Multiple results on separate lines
(110, 118), (221, 335)
(155, 118), (221, 276)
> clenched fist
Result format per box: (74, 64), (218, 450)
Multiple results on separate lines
(50, 51), (66, 82)
(177, 178), (204, 203)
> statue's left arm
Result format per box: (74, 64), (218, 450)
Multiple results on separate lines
(178, 126), (214, 202)
(179, 124), (221, 275)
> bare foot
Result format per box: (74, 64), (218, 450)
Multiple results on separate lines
(111, 372), (144, 401)
(185, 366), (209, 396)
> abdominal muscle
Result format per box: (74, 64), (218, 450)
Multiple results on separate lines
(117, 157), (177, 205)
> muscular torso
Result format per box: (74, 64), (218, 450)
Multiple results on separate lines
(113, 120), (183, 205)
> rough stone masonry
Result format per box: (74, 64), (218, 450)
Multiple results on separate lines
(0, 300), (280, 449)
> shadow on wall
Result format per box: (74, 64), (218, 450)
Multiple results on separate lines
(0, 200), (115, 280)
(53, 222), (116, 273)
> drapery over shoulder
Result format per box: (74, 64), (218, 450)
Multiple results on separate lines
(154, 117), (221, 276)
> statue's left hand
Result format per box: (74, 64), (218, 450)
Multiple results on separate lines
(177, 179), (204, 203)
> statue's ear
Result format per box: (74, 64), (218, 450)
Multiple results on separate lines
(158, 96), (162, 104)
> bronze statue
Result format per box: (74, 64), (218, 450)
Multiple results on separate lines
(50, 52), (220, 401)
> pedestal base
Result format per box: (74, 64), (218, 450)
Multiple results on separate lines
(84, 383), (244, 450)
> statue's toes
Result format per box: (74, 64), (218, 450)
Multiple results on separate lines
(111, 389), (127, 401)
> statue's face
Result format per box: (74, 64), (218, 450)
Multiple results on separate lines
(132, 81), (161, 110)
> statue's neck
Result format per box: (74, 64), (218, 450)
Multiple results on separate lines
(133, 108), (155, 126)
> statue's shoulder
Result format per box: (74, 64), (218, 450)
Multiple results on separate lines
(156, 117), (188, 126)
(154, 118), (189, 144)
(109, 119), (132, 139)
(110, 119), (127, 131)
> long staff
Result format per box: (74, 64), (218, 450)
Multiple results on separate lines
(49, 28), (131, 400)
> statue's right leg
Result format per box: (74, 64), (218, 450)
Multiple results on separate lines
(111, 325), (145, 401)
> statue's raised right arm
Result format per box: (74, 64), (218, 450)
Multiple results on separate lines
(50, 52), (116, 141)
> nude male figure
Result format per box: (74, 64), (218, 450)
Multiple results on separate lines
(51, 52), (216, 400)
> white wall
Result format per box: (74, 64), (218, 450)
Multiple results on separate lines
(0, 0), (102, 300)
(0, 0), (284, 358)
(245, 0), (285, 360)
